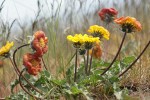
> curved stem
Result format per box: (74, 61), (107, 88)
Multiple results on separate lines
(101, 32), (127, 75)
(74, 49), (78, 82)
(13, 44), (43, 95)
(88, 49), (93, 74)
(19, 68), (40, 99)
(119, 40), (150, 77)
(13, 44), (29, 74)
(42, 57), (48, 70)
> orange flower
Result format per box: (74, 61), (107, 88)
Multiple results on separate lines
(89, 43), (102, 59)
(32, 31), (48, 57)
(23, 53), (42, 75)
(0, 60), (3, 67)
(98, 8), (118, 23)
(114, 16), (142, 33)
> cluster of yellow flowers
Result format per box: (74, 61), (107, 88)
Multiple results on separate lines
(67, 34), (100, 49)
(67, 25), (110, 50)
(0, 41), (14, 56)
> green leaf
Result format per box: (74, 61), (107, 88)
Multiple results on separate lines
(93, 69), (104, 75)
(97, 60), (110, 67)
(70, 86), (82, 95)
(109, 76), (119, 83)
(51, 79), (66, 86)
(89, 74), (101, 82)
(36, 84), (48, 92)
(80, 74), (103, 86)
(64, 89), (72, 94)
(66, 67), (72, 76)
(7, 91), (28, 100)
(122, 56), (135, 65)
(43, 70), (50, 77)
(92, 59), (110, 69)
(10, 79), (19, 93)
(24, 73), (31, 79)
(79, 77), (90, 85)
(34, 76), (46, 85)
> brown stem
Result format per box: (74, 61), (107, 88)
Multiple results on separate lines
(119, 40), (150, 77)
(42, 57), (48, 70)
(88, 49), (93, 74)
(86, 50), (89, 75)
(13, 44), (43, 95)
(13, 44), (29, 74)
(101, 32), (127, 75)
(19, 68), (40, 99)
(74, 49), (78, 82)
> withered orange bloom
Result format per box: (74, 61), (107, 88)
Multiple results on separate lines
(114, 16), (142, 33)
(98, 8), (118, 23)
(89, 42), (102, 59)
(23, 53), (42, 75)
(32, 31), (48, 57)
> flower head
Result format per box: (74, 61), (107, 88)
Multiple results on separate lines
(114, 16), (142, 33)
(89, 42), (102, 59)
(32, 31), (48, 57)
(98, 8), (118, 23)
(67, 34), (84, 48)
(23, 53), (42, 75)
(83, 34), (100, 43)
(0, 41), (14, 57)
(83, 34), (100, 49)
(88, 25), (110, 40)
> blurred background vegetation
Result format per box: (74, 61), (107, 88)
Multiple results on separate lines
(0, 0), (150, 98)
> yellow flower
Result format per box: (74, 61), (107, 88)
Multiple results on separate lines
(67, 34), (84, 48)
(88, 25), (110, 40)
(67, 34), (84, 43)
(0, 41), (14, 56)
(83, 34), (100, 43)
(67, 34), (100, 49)
(83, 34), (100, 49)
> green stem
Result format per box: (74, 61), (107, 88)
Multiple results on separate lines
(43, 87), (55, 98)
(65, 52), (76, 67)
